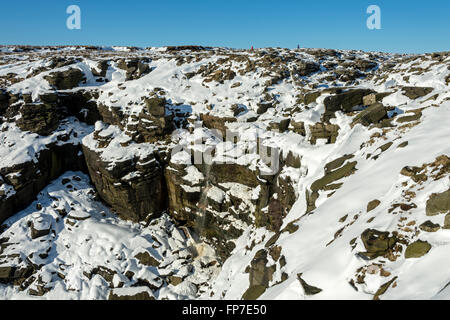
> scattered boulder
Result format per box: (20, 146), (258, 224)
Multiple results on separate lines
(419, 221), (440, 232)
(405, 240), (431, 259)
(309, 123), (340, 144)
(401, 87), (433, 100)
(135, 251), (160, 267)
(0, 90), (9, 115)
(29, 217), (51, 240)
(144, 97), (166, 118)
(117, 58), (151, 81)
(426, 190), (450, 216)
(444, 214), (450, 229)
(367, 199), (381, 212)
(242, 249), (276, 300)
(323, 89), (374, 120)
(360, 229), (397, 259)
(168, 275), (183, 286)
(311, 161), (357, 192)
(297, 273), (322, 295)
(294, 60), (320, 76)
(352, 103), (388, 126)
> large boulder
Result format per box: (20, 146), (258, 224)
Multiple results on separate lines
(323, 89), (374, 120)
(352, 103), (388, 127)
(117, 58), (151, 81)
(401, 87), (433, 100)
(426, 190), (450, 216)
(44, 68), (85, 90)
(242, 249), (276, 300)
(309, 123), (340, 144)
(405, 240), (431, 259)
(294, 60), (320, 76)
(360, 229), (397, 259)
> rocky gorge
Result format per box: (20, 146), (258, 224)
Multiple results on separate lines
(0, 45), (449, 300)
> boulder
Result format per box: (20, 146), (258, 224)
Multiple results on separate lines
(242, 249), (276, 300)
(311, 161), (357, 192)
(405, 240), (431, 259)
(309, 123), (340, 144)
(144, 97), (166, 118)
(426, 190), (450, 216)
(297, 273), (322, 295)
(367, 199), (381, 212)
(419, 221), (440, 232)
(117, 58), (151, 81)
(135, 251), (160, 267)
(294, 60), (320, 76)
(323, 89), (374, 120)
(44, 68), (85, 90)
(200, 114), (236, 136)
(362, 92), (391, 106)
(360, 229), (397, 259)
(352, 103), (388, 126)
(401, 87), (433, 100)
(444, 214), (450, 229)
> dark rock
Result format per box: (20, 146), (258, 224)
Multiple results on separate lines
(44, 68), (85, 90)
(367, 199), (381, 212)
(311, 161), (357, 192)
(419, 221), (440, 232)
(309, 123), (340, 144)
(242, 249), (276, 300)
(144, 97), (166, 118)
(16, 103), (59, 136)
(373, 277), (397, 300)
(200, 114), (236, 136)
(294, 60), (320, 76)
(297, 273), (322, 295)
(168, 276), (183, 286)
(323, 89), (374, 120)
(352, 103), (388, 126)
(360, 229), (397, 259)
(401, 87), (433, 100)
(0, 90), (9, 116)
(135, 251), (160, 267)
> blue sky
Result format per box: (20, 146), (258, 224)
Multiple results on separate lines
(0, 0), (449, 53)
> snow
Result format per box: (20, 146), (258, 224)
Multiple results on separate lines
(0, 46), (449, 300)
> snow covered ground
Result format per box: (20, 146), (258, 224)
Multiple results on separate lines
(0, 46), (448, 300)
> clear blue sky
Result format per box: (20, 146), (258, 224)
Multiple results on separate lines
(1, 0), (449, 53)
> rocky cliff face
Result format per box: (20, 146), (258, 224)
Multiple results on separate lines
(0, 45), (449, 300)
